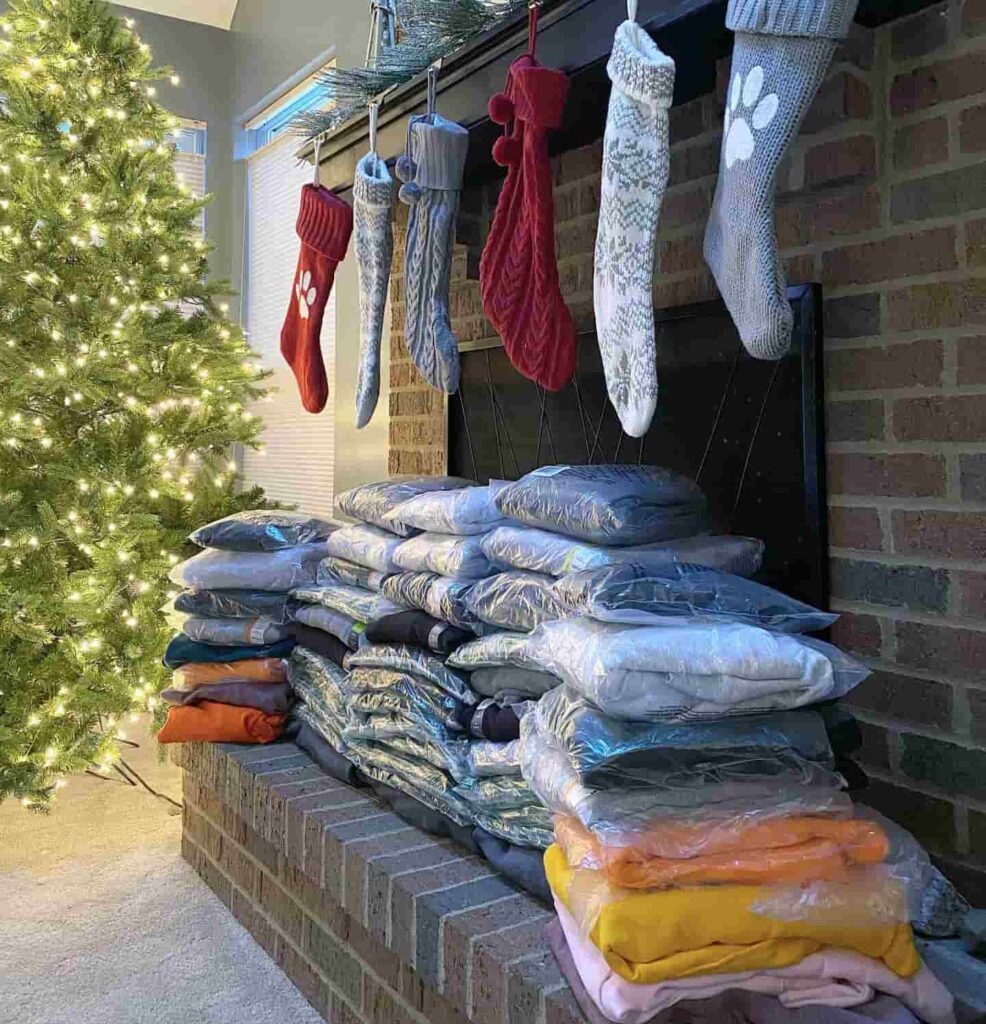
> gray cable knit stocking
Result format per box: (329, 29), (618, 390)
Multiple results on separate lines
(594, 13), (674, 438)
(397, 113), (469, 394)
(705, 0), (859, 360)
(353, 151), (394, 429)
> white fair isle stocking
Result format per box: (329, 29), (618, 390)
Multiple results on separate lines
(353, 150), (394, 429)
(705, 0), (859, 360)
(594, 1), (675, 438)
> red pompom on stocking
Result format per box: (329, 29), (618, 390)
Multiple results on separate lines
(280, 184), (353, 413)
(480, 20), (576, 392)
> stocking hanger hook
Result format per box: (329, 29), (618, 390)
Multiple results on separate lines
(426, 61), (439, 116)
(368, 100), (380, 153)
(627, 0), (638, 21)
(312, 135), (322, 185)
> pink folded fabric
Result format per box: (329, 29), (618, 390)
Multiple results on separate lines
(554, 898), (954, 1024)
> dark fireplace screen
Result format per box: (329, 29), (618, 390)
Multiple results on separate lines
(447, 284), (827, 609)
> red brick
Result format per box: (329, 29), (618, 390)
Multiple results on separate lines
(893, 117), (950, 170)
(836, 23), (876, 71)
(960, 104), (986, 153)
(668, 139), (721, 187)
(891, 4), (950, 61)
(822, 228), (957, 286)
(830, 610), (883, 657)
(829, 505), (885, 550)
(966, 0), (986, 35)
(957, 571), (986, 616)
(668, 97), (707, 144)
(826, 399), (885, 442)
(896, 620), (986, 680)
(661, 185), (711, 230)
(652, 272), (718, 310)
(893, 394), (986, 441)
(886, 278), (986, 331)
(776, 187), (880, 248)
(957, 335), (986, 384)
(805, 135), (877, 187)
(862, 779), (958, 857)
(966, 217), (986, 266)
(890, 51), (986, 115)
(825, 339), (943, 391)
(657, 234), (704, 275)
(802, 71), (872, 134)
(828, 453), (946, 497)
(893, 510), (986, 559)
(892, 163), (986, 223)
(845, 669), (954, 730)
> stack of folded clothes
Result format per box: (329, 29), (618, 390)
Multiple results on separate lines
(157, 511), (334, 744)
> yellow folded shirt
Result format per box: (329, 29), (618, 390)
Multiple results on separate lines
(545, 844), (920, 985)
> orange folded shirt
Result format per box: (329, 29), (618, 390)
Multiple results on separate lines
(556, 816), (889, 890)
(157, 700), (285, 744)
(171, 657), (288, 687)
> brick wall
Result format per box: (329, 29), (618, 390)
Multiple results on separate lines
(174, 741), (583, 1024)
(386, 1), (986, 901)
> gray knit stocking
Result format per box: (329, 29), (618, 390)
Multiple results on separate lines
(705, 0), (858, 360)
(594, 15), (674, 438)
(353, 151), (394, 429)
(397, 113), (469, 394)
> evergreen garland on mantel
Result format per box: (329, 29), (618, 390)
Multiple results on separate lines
(293, 0), (528, 142)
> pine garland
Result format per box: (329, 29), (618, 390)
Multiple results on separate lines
(293, 0), (527, 141)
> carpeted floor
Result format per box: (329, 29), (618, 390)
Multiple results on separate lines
(0, 721), (323, 1024)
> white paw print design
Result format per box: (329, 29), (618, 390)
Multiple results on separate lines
(724, 66), (779, 170)
(296, 269), (317, 319)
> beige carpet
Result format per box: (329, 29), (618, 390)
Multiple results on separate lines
(0, 720), (323, 1024)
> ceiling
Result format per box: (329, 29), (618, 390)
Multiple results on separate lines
(111, 1), (239, 30)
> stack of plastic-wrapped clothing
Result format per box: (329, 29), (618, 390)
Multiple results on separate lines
(433, 466), (960, 1024)
(157, 512), (335, 745)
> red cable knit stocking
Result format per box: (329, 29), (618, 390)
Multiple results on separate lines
(480, 47), (576, 392)
(280, 184), (353, 414)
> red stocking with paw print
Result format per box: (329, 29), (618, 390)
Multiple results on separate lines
(280, 184), (353, 413)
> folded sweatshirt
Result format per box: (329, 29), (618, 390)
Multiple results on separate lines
(156, 700), (285, 744)
(162, 634), (295, 668)
(161, 681), (292, 715)
(171, 657), (288, 686)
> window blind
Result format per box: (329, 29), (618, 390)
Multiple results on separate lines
(240, 132), (336, 520)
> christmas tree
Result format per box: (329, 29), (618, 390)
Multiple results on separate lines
(0, 0), (269, 807)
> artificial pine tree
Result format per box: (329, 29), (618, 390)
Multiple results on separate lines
(0, 0), (269, 807)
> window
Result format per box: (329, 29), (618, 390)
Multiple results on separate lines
(173, 119), (206, 236)
(239, 117), (336, 519)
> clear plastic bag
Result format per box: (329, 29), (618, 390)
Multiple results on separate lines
(347, 668), (466, 734)
(189, 510), (337, 551)
(384, 483), (511, 536)
(293, 702), (346, 753)
(393, 531), (496, 580)
(469, 666), (561, 703)
(455, 774), (539, 810)
(466, 739), (523, 778)
(173, 588), (294, 625)
(336, 476), (475, 536)
(316, 556), (391, 592)
(382, 571), (482, 631)
(473, 807), (554, 849)
(288, 646), (348, 720)
(465, 570), (568, 632)
(554, 563), (837, 634)
(171, 612), (293, 646)
(362, 730), (473, 783)
(345, 702), (466, 753)
(454, 617), (868, 723)
(169, 543), (327, 592)
(290, 583), (402, 623)
(494, 465), (709, 546)
(482, 525), (765, 578)
(325, 524), (405, 573)
(293, 603), (366, 650)
(344, 644), (478, 704)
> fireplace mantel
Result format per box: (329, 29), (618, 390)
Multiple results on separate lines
(302, 0), (939, 194)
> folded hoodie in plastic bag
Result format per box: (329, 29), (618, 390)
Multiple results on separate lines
(173, 588), (294, 624)
(292, 603), (366, 650)
(383, 483), (511, 536)
(325, 524), (404, 573)
(336, 475), (475, 536)
(469, 666), (561, 703)
(290, 583), (402, 623)
(393, 531), (497, 580)
(466, 739), (522, 778)
(494, 465), (709, 546)
(346, 667), (466, 734)
(172, 613), (293, 646)
(316, 556), (391, 592)
(293, 701), (346, 752)
(382, 571), (481, 631)
(473, 806), (554, 850)
(189, 510), (337, 551)
(482, 525), (765, 578)
(344, 644), (477, 704)
(451, 618), (867, 722)
(555, 563), (837, 634)
(360, 729), (472, 783)
(169, 543), (327, 592)
(465, 570), (568, 632)
(455, 774), (540, 810)
(287, 646), (349, 721)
